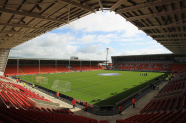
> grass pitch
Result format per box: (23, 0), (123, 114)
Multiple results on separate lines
(18, 70), (165, 106)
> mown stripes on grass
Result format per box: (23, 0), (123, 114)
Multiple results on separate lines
(18, 70), (165, 106)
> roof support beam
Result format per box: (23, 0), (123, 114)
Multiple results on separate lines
(163, 44), (186, 46)
(158, 41), (186, 43)
(0, 22), (52, 30)
(127, 8), (186, 21)
(155, 37), (186, 40)
(59, 0), (95, 12)
(0, 31), (39, 35)
(117, 0), (182, 13)
(0, 7), (67, 23)
(140, 22), (186, 30)
(98, 0), (103, 12)
(110, 0), (128, 11)
(148, 31), (186, 36)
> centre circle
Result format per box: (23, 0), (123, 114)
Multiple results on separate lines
(98, 73), (121, 76)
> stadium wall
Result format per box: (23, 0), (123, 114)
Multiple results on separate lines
(0, 49), (10, 75)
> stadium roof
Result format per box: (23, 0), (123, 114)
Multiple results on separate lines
(7, 58), (106, 65)
(8, 57), (107, 62)
(0, 0), (186, 55)
(112, 53), (175, 57)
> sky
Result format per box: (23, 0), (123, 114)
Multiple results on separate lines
(9, 11), (171, 62)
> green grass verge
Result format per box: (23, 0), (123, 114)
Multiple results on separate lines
(18, 70), (166, 106)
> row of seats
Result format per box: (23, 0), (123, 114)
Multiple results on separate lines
(158, 81), (185, 95)
(140, 95), (185, 113)
(0, 81), (50, 109)
(4, 65), (104, 76)
(70, 65), (102, 71)
(0, 76), (9, 80)
(35, 106), (73, 115)
(51, 65), (70, 72)
(117, 63), (172, 71)
(4, 66), (23, 76)
(116, 63), (186, 72)
(116, 70), (186, 122)
(116, 110), (186, 123)
(157, 77), (186, 96)
(20, 65), (40, 74)
(0, 77), (108, 123)
(172, 64), (186, 72)
(39, 65), (57, 73)
(0, 105), (98, 123)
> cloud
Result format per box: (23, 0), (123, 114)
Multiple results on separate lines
(70, 33), (117, 44)
(9, 11), (171, 62)
(120, 43), (143, 45)
(10, 32), (77, 59)
(78, 44), (102, 53)
(60, 11), (142, 35)
(121, 48), (171, 55)
(10, 32), (113, 61)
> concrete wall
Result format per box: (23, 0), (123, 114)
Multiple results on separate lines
(0, 49), (10, 75)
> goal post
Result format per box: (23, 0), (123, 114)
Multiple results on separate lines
(52, 80), (71, 92)
(35, 76), (48, 84)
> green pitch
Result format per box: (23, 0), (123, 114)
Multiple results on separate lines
(18, 70), (165, 106)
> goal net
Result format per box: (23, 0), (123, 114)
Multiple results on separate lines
(52, 80), (71, 92)
(35, 76), (48, 84)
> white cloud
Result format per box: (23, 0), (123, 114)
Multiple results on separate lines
(121, 48), (171, 55)
(78, 44), (102, 53)
(9, 11), (171, 62)
(70, 33), (116, 44)
(60, 11), (142, 36)
(120, 42), (143, 45)
(10, 32), (77, 59)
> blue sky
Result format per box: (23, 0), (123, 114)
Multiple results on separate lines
(9, 11), (171, 62)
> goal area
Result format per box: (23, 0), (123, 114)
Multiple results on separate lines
(35, 76), (48, 84)
(52, 80), (71, 92)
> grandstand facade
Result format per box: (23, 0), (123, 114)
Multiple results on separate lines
(112, 54), (186, 72)
(4, 58), (106, 76)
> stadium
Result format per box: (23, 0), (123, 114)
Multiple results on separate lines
(0, 0), (186, 123)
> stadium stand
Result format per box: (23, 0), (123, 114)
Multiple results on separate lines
(69, 65), (104, 71)
(116, 63), (184, 72)
(98, 65), (107, 70)
(116, 110), (186, 123)
(0, 76), (9, 80)
(3, 64), (105, 75)
(70, 65), (82, 71)
(20, 66), (40, 75)
(172, 64), (186, 72)
(0, 81), (50, 108)
(145, 64), (161, 71)
(51, 65), (69, 72)
(4, 66), (24, 76)
(81, 65), (91, 71)
(0, 79), (99, 123)
(40, 65), (57, 73)
(91, 65), (103, 70)
(116, 70), (186, 123)
(160, 64), (172, 71)
(0, 106), (98, 123)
